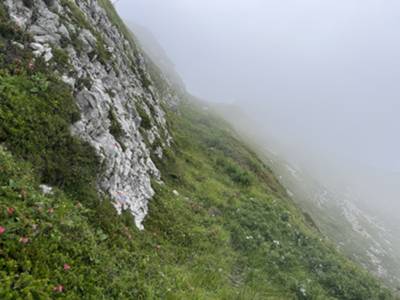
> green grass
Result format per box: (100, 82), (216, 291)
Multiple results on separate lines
(136, 103), (153, 130)
(0, 99), (395, 299)
(149, 101), (395, 299)
(0, 58), (99, 208)
(0, 1), (396, 299)
(108, 108), (124, 141)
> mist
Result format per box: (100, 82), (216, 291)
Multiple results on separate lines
(115, 0), (400, 231)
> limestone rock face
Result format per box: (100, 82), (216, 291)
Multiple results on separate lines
(4, 0), (175, 229)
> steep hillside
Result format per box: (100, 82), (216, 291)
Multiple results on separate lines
(0, 100), (395, 298)
(0, 0), (396, 299)
(271, 159), (400, 290)
(214, 104), (400, 291)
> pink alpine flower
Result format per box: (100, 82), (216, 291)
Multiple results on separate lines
(7, 207), (15, 216)
(0, 226), (5, 235)
(53, 285), (64, 293)
(63, 263), (71, 271)
(27, 60), (35, 70)
(19, 237), (29, 244)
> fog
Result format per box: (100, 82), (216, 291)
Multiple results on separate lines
(115, 1), (400, 227)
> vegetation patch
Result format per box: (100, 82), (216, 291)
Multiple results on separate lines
(68, 31), (85, 55)
(216, 157), (253, 186)
(0, 8), (100, 205)
(108, 108), (125, 150)
(51, 47), (72, 73)
(136, 104), (152, 130)
(0, 70), (99, 200)
(138, 66), (152, 89)
(94, 32), (112, 65)
(60, 0), (91, 30)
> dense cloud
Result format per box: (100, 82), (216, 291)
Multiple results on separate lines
(116, 0), (400, 222)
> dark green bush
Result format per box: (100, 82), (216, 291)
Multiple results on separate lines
(0, 71), (99, 203)
(216, 158), (252, 186)
(108, 108), (126, 150)
(136, 104), (152, 130)
(51, 47), (71, 72)
(95, 34), (112, 65)
(138, 67), (152, 89)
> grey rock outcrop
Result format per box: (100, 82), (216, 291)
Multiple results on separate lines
(4, 0), (175, 229)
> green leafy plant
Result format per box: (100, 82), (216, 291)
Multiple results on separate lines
(0, 70), (99, 205)
(108, 108), (126, 150)
(136, 104), (152, 130)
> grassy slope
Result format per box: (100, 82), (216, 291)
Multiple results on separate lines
(0, 1), (395, 299)
(0, 99), (394, 299)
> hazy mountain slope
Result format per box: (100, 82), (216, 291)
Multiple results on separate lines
(0, 1), (396, 299)
(127, 21), (186, 92)
(272, 160), (400, 291)
(215, 103), (400, 293)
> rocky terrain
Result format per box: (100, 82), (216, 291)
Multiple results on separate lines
(4, 0), (176, 228)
